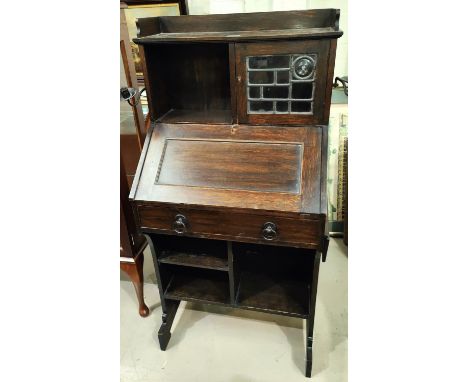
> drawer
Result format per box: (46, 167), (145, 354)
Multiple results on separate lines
(137, 204), (323, 249)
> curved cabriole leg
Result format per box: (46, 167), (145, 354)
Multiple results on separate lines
(158, 300), (180, 350)
(121, 255), (150, 317)
(134, 254), (150, 317)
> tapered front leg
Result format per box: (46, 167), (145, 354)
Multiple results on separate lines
(158, 299), (180, 350)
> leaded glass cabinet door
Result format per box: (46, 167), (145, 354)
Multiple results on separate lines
(235, 40), (330, 125)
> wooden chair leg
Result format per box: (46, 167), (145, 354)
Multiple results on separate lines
(121, 255), (150, 317)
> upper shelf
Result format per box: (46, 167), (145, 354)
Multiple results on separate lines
(134, 9), (343, 44)
(135, 27), (342, 43)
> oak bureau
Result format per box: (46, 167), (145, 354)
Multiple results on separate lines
(130, 9), (343, 377)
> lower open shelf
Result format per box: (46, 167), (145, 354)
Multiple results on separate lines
(236, 271), (309, 318)
(151, 234), (315, 319)
(164, 268), (230, 305)
(164, 269), (309, 317)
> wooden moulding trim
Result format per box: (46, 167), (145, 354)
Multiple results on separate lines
(129, 123), (154, 200)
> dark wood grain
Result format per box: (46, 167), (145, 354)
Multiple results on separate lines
(319, 125), (328, 216)
(236, 271), (309, 318)
(156, 138), (302, 193)
(164, 269), (230, 305)
(227, 241), (238, 304)
(229, 43), (238, 125)
(137, 204), (323, 249)
(155, 234), (229, 271)
(150, 9), (340, 34)
(144, 43), (231, 121)
(136, 16), (162, 38)
(157, 109), (232, 124)
(323, 39), (337, 125)
(306, 251), (322, 377)
(159, 251), (228, 271)
(233, 242), (313, 318)
(129, 9), (343, 378)
(132, 123), (322, 215)
(135, 27), (342, 43)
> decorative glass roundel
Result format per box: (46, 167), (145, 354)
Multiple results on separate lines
(293, 57), (314, 79)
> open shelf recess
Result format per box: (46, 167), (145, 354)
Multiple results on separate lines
(151, 234), (314, 318)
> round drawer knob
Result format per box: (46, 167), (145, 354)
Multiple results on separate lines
(172, 214), (188, 234)
(262, 222), (278, 241)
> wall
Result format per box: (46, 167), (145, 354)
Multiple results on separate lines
(187, 0), (348, 79)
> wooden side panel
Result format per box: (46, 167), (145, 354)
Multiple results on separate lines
(229, 43), (238, 124)
(323, 39), (337, 124)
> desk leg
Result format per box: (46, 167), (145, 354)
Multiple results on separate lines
(144, 234), (180, 351)
(158, 299), (180, 350)
(306, 251), (321, 377)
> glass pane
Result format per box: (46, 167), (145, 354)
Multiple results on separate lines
(276, 101), (289, 112)
(249, 101), (274, 112)
(249, 55), (289, 69)
(263, 86), (289, 99)
(249, 71), (274, 84)
(277, 70), (290, 84)
(292, 83), (313, 99)
(291, 102), (312, 112)
(246, 54), (316, 115)
(249, 87), (260, 98)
